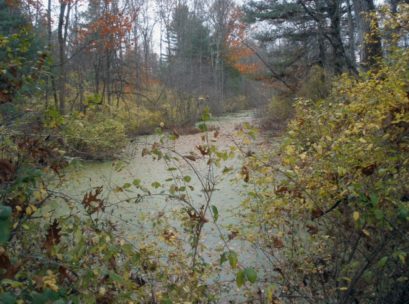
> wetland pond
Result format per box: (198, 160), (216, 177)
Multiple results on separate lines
(50, 110), (279, 300)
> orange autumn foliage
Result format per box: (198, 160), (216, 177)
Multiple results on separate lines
(225, 8), (263, 75)
(78, 0), (137, 50)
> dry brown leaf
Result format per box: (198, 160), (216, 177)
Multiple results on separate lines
(44, 219), (61, 253)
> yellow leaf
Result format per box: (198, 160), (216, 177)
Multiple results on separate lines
(25, 206), (32, 216)
(33, 186), (47, 202)
(25, 204), (38, 216)
(25, 205), (37, 216)
(353, 211), (360, 221)
(362, 229), (370, 237)
(337, 167), (347, 176)
(98, 287), (106, 296)
(314, 144), (323, 154)
(43, 270), (59, 292)
(285, 145), (295, 155)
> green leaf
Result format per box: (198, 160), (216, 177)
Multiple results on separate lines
(398, 207), (408, 221)
(244, 268), (257, 283)
(1, 279), (24, 288)
(373, 209), (383, 220)
(393, 251), (407, 265)
(370, 193), (379, 206)
(0, 205), (12, 220)
(228, 250), (238, 269)
(211, 205), (219, 222)
(220, 252), (228, 265)
(378, 256), (388, 268)
(236, 270), (246, 287)
(151, 182), (161, 189)
(169, 184), (177, 195)
(201, 108), (211, 122)
(198, 123), (207, 132)
(222, 166), (233, 174)
(0, 292), (16, 304)
(109, 271), (125, 284)
(123, 183), (131, 189)
(154, 127), (163, 135)
(169, 134), (178, 141)
(0, 205), (11, 245)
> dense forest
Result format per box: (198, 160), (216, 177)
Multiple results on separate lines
(0, 0), (408, 303)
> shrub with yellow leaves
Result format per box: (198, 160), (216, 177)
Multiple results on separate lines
(241, 48), (409, 303)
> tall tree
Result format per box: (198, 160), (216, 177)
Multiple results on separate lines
(243, 0), (364, 92)
(57, 0), (71, 113)
(0, 0), (43, 105)
(208, 0), (234, 107)
(352, 0), (383, 68)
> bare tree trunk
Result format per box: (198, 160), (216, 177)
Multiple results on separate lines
(346, 0), (357, 68)
(48, 0), (58, 109)
(133, 24), (141, 92)
(94, 60), (101, 96)
(106, 49), (111, 105)
(352, 0), (383, 69)
(328, 0), (349, 73)
(299, 0), (357, 74)
(316, 20), (326, 68)
(57, 1), (68, 114)
(390, 0), (399, 13)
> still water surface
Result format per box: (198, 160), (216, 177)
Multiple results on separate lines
(53, 110), (277, 300)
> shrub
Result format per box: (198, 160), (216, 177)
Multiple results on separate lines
(0, 109), (237, 303)
(224, 95), (250, 113)
(242, 49), (409, 303)
(117, 106), (164, 136)
(63, 112), (127, 160)
(259, 94), (294, 132)
(297, 65), (332, 101)
(259, 65), (332, 133)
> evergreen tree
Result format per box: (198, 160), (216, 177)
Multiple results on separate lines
(0, 0), (28, 36)
(169, 4), (210, 61)
(243, 0), (357, 80)
(0, 0), (44, 105)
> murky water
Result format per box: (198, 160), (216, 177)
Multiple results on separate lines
(52, 110), (277, 300)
